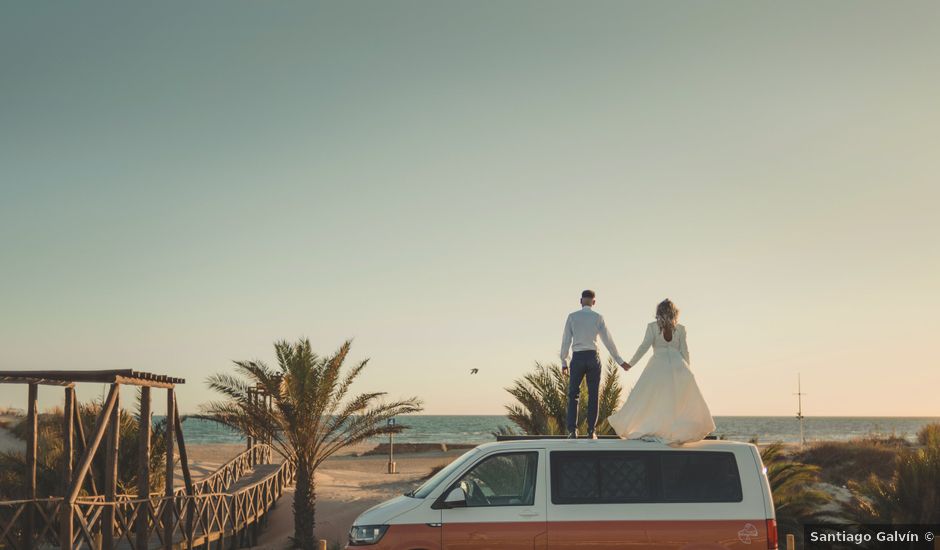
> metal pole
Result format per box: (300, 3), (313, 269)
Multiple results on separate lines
(387, 418), (396, 474)
(795, 374), (805, 450)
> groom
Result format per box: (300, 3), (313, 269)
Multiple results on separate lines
(560, 290), (630, 439)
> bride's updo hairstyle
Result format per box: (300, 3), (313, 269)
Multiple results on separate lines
(656, 299), (679, 333)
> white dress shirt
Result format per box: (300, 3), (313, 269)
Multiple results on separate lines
(560, 306), (625, 368)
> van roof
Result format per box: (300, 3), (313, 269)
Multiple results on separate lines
(474, 438), (756, 453)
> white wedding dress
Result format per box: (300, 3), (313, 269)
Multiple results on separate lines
(607, 322), (716, 444)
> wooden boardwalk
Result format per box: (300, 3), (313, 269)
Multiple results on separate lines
(0, 444), (295, 550)
(0, 371), (295, 550)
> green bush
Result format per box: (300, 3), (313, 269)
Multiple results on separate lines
(849, 445), (940, 523)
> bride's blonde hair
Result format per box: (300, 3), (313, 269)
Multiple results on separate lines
(656, 299), (679, 333)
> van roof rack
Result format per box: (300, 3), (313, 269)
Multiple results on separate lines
(495, 435), (620, 441)
(495, 434), (721, 442)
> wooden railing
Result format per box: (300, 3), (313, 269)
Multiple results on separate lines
(0, 444), (294, 550)
(188, 445), (273, 496)
(0, 498), (64, 549)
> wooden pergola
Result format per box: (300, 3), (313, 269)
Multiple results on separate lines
(0, 370), (186, 550)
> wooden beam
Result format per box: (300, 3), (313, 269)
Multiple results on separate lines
(164, 388), (176, 550)
(0, 376), (74, 386)
(114, 374), (177, 389)
(72, 401), (98, 495)
(66, 384), (119, 503)
(174, 402), (195, 541)
(60, 386), (75, 550)
(25, 383), (37, 550)
(0, 369), (185, 386)
(136, 386), (152, 550)
(173, 404), (194, 496)
(102, 384), (120, 550)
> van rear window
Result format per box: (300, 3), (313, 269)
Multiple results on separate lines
(550, 451), (742, 504)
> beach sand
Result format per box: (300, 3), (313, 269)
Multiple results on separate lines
(258, 448), (465, 549)
(175, 443), (465, 549)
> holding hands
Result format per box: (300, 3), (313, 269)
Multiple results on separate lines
(563, 362), (630, 375)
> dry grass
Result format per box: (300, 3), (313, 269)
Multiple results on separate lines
(796, 435), (911, 486)
(918, 423), (940, 447)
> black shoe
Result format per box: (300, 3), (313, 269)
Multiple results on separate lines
(567, 432), (577, 439)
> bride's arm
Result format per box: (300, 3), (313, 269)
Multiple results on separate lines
(627, 323), (655, 367)
(679, 326), (690, 364)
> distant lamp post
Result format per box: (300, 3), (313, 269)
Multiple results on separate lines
(387, 418), (397, 474)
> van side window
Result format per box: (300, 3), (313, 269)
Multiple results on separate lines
(660, 452), (743, 502)
(551, 452), (652, 504)
(453, 452), (538, 507)
(550, 451), (742, 504)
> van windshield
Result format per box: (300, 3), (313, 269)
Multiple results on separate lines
(406, 448), (480, 499)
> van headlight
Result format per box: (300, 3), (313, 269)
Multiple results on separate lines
(348, 525), (389, 546)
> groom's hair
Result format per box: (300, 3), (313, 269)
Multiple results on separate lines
(581, 289), (595, 299)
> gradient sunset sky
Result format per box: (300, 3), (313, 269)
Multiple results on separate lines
(2, 2), (938, 417)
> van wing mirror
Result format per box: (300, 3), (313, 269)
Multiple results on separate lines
(443, 487), (468, 508)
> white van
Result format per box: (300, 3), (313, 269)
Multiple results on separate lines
(347, 438), (777, 549)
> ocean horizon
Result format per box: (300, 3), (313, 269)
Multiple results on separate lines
(173, 415), (940, 446)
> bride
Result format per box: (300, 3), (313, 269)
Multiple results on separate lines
(607, 299), (716, 444)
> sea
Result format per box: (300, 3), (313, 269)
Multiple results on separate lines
(176, 415), (940, 446)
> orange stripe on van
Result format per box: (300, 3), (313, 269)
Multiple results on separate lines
(351, 523), (440, 550)
(349, 520), (771, 550)
(547, 519), (770, 549)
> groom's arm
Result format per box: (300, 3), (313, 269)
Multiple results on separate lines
(560, 315), (573, 370)
(598, 316), (626, 366)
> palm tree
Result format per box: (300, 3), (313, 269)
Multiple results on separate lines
(505, 360), (623, 435)
(201, 338), (423, 550)
(759, 442), (833, 544)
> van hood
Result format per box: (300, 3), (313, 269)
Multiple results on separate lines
(353, 495), (425, 526)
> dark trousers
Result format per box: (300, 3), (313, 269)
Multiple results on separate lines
(566, 350), (602, 434)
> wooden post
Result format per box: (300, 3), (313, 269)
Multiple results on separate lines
(164, 388), (176, 550)
(136, 387), (152, 550)
(103, 384), (121, 550)
(318, 540), (327, 550)
(25, 383), (38, 550)
(63, 384), (119, 550)
(246, 388), (254, 466)
(62, 387), (75, 491)
(787, 533), (796, 550)
(60, 386), (75, 549)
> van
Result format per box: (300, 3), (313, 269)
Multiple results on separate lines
(346, 438), (777, 549)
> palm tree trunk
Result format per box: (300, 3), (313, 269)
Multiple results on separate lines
(293, 460), (317, 550)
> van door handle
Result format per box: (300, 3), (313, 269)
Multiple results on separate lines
(519, 511), (540, 518)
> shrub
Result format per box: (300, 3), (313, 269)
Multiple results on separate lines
(917, 423), (940, 447)
(796, 437), (909, 486)
(849, 445), (940, 523)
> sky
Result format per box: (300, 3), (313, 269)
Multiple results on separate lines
(2, 2), (938, 418)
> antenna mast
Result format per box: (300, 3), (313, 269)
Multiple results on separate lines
(795, 373), (806, 449)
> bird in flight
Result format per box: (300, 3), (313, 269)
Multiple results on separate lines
(470, 368), (479, 375)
